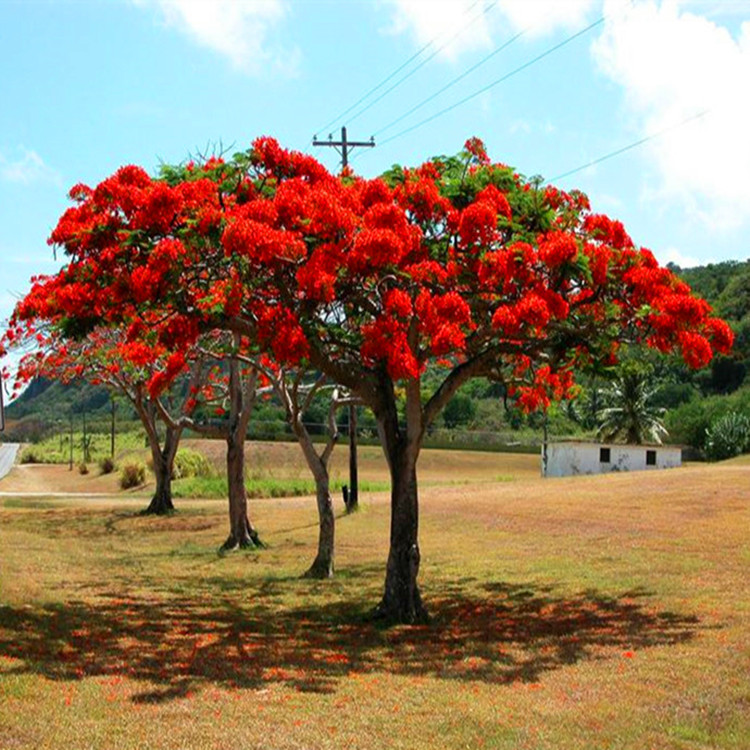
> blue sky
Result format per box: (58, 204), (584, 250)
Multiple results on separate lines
(1, 0), (749, 336)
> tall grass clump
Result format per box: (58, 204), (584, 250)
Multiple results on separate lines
(705, 411), (750, 461)
(119, 462), (146, 489)
(174, 448), (214, 479)
(98, 456), (116, 475)
(19, 448), (41, 464)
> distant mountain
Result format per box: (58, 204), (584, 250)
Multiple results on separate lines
(7, 377), (114, 421)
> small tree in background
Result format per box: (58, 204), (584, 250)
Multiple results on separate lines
(3, 325), (208, 514)
(596, 366), (668, 445)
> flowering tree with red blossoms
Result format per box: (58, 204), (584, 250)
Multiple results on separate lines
(2, 319), (211, 515)
(153, 331), (265, 550)
(5, 300), (265, 544)
(9, 137), (732, 623)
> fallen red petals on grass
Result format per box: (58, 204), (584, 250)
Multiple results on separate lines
(323, 652), (350, 665)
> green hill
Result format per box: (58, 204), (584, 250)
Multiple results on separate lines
(7, 377), (113, 421)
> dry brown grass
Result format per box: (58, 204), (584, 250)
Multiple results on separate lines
(0, 454), (748, 749)
(0, 439), (538, 498)
(192, 437), (539, 485)
(0, 463), (124, 495)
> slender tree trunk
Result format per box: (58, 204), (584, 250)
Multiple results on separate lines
(373, 444), (426, 623)
(142, 426), (180, 515)
(304, 472), (335, 579)
(220, 427), (262, 550)
(289, 413), (336, 579)
(220, 354), (262, 551)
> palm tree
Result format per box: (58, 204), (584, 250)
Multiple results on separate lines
(596, 370), (668, 445)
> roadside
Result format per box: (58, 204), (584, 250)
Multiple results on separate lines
(0, 459), (127, 495)
(0, 443), (20, 481)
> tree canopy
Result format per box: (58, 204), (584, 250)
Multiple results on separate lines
(3, 136), (733, 622)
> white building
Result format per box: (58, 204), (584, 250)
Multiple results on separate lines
(542, 441), (682, 478)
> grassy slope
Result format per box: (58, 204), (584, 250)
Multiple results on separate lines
(0, 457), (748, 749)
(3, 438), (537, 499)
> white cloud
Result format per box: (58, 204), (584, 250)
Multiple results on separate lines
(654, 245), (701, 268)
(132, 0), (297, 75)
(496, 0), (596, 38)
(383, 0), (495, 59)
(592, 0), (750, 230)
(0, 148), (61, 186)
(383, 0), (597, 60)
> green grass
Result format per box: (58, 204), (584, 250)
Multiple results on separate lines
(19, 430), (146, 466)
(172, 476), (391, 499)
(1, 460), (749, 749)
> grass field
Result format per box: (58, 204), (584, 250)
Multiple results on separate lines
(0, 448), (748, 749)
(0, 438), (535, 499)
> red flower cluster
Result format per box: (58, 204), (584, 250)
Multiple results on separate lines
(4, 134), (731, 419)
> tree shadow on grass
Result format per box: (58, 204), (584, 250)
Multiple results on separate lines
(0, 579), (703, 703)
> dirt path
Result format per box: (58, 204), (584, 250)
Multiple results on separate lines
(0, 461), (129, 495)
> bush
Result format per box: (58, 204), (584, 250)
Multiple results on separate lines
(665, 396), (730, 448)
(705, 412), (750, 461)
(442, 393), (477, 429)
(119, 462), (146, 489)
(174, 448), (213, 479)
(98, 456), (116, 475)
(19, 449), (40, 464)
(78, 462), (89, 475)
(3, 418), (48, 444)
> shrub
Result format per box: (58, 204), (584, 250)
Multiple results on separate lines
(119, 462), (146, 489)
(4, 418), (48, 444)
(19, 449), (40, 464)
(705, 411), (750, 461)
(78, 462), (89, 475)
(98, 456), (116, 475)
(174, 448), (213, 479)
(665, 396), (729, 449)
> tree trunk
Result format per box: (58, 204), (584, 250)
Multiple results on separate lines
(142, 463), (175, 515)
(374, 437), (427, 624)
(141, 426), (179, 515)
(220, 428), (262, 551)
(220, 352), (262, 551)
(304, 475), (335, 579)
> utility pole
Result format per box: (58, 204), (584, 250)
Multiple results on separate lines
(313, 126), (372, 511)
(313, 126), (374, 169)
(69, 409), (74, 471)
(82, 409), (88, 464)
(347, 403), (359, 513)
(110, 395), (116, 458)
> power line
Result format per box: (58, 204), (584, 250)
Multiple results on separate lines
(313, 42), (435, 140)
(345, 1), (499, 128)
(314, 0), (491, 139)
(377, 13), (608, 149)
(373, 28), (526, 139)
(548, 109), (711, 183)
